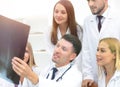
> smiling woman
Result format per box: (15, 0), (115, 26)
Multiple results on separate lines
(97, 37), (120, 87)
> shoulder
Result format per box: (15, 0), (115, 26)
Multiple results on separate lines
(76, 24), (83, 40)
(84, 15), (94, 21)
(76, 24), (83, 31)
(107, 7), (120, 20)
(68, 64), (82, 76)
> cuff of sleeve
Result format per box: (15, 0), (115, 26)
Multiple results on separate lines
(83, 75), (94, 81)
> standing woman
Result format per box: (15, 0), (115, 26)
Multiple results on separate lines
(96, 38), (120, 87)
(45, 0), (83, 56)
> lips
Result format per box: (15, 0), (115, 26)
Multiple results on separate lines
(53, 53), (60, 59)
(97, 58), (102, 62)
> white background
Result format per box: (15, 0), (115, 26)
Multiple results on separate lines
(0, 0), (120, 69)
(0, 0), (119, 26)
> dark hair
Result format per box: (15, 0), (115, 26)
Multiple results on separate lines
(61, 34), (82, 56)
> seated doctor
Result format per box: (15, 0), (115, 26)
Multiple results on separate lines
(12, 34), (82, 87)
(96, 37), (120, 87)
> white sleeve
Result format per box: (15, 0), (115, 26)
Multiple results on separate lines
(82, 20), (94, 81)
(44, 26), (54, 57)
(0, 78), (14, 87)
(22, 66), (40, 87)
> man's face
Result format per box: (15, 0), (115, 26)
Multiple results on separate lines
(52, 39), (76, 67)
(87, 0), (107, 15)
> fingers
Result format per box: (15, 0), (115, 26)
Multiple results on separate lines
(82, 80), (88, 87)
(82, 79), (94, 87)
(12, 57), (28, 77)
(88, 80), (94, 87)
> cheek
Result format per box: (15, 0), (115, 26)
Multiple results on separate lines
(101, 56), (114, 65)
(24, 54), (30, 62)
(64, 15), (68, 21)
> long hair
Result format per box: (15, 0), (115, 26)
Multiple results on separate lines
(98, 37), (120, 77)
(26, 42), (36, 68)
(51, 0), (79, 45)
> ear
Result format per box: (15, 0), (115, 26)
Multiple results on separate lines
(70, 53), (77, 61)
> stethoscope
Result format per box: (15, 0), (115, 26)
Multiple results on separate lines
(46, 65), (72, 82)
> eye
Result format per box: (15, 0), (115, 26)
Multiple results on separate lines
(54, 9), (59, 14)
(25, 50), (29, 53)
(97, 48), (106, 53)
(62, 46), (67, 51)
(61, 10), (66, 14)
(100, 49), (106, 53)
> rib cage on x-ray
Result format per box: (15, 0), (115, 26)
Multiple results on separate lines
(0, 15), (30, 85)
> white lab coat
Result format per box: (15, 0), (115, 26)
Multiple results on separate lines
(22, 66), (41, 87)
(82, 7), (120, 82)
(0, 66), (40, 87)
(22, 63), (82, 87)
(98, 70), (120, 87)
(0, 78), (14, 87)
(39, 64), (82, 87)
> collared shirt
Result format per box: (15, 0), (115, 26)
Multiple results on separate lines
(22, 63), (82, 87)
(98, 70), (120, 87)
(96, 6), (110, 25)
(46, 63), (71, 81)
(82, 5), (120, 83)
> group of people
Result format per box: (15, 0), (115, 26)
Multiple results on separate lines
(1, 0), (120, 87)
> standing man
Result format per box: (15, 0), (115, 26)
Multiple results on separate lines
(82, 0), (120, 87)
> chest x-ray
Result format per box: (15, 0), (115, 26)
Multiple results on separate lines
(0, 15), (30, 85)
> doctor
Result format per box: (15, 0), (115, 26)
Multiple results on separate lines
(96, 37), (120, 87)
(12, 34), (82, 87)
(82, 0), (120, 87)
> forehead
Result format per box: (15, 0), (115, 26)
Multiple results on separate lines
(99, 41), (109, 48)
(55, 3), (66, 10)
(57, 39), (73, 48)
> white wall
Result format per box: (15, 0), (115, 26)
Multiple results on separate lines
(0, 0), (119, 70)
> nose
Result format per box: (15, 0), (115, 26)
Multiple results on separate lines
(96, 50), (100, 57)
(54, 46), (61, 53)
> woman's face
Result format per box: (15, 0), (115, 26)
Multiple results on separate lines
(53, 3), (68, 25)
(96, 41), (115, 67)
(23, 47), (30, 63)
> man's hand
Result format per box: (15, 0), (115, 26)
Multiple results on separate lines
(82, 79), (94, 87)
(12, 57), (39, 84)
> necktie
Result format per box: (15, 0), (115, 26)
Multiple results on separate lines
(97, 16), (103, 32)
(51, 67), (58, 80)
(14, 84), (18, 87)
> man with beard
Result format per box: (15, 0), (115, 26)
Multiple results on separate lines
(82, 0), (120, 87)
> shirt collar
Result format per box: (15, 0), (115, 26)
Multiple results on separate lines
(52, 63), (71, 73)
(57, 27), (70, 40)
(102, 6), (110, 19)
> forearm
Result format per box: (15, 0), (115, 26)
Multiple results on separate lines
(27, 71), (39, 85)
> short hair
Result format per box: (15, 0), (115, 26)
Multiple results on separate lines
(61, 34), (82, 56)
